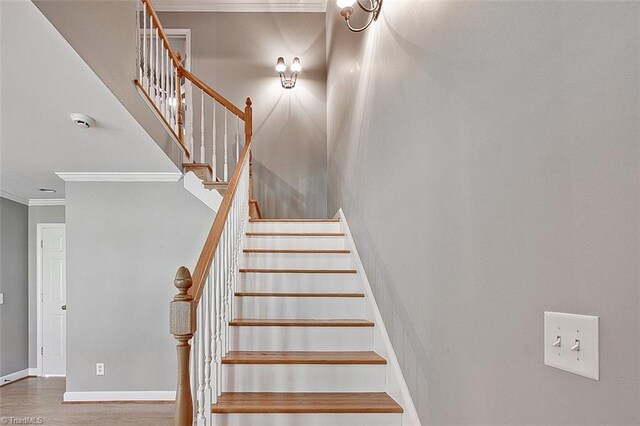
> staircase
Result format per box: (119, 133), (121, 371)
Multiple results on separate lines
(130, 1), (412, 424)
(211, 218), (403, 425)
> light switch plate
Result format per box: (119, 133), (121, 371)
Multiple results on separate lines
(544, 311), (599, 380)
(0, 293), (3, 304)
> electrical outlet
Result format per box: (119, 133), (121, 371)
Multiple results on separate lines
(0, 293), (4, 304)
(96, 363), (105, 376)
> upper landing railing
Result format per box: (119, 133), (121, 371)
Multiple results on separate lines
(134, 0), (258, 212)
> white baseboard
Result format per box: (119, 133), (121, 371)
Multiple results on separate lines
(0, 369), (29, 386)
(28, 368), (39, 376)
(336, 208), (422, 426)
(63, 390), (176, 402)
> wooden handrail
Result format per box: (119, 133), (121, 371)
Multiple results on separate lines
(180, 68), (246, 120)
(188, 138), (252, 304)
(141, 0), (181, 68)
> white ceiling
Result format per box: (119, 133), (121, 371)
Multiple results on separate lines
(153, 0), (328, 13)
(0, 1), (179, 203)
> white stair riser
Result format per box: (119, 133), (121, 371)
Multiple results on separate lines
(239, 272), (358, 293)
(222, 364), (385, 392)
(213, 413), (401, 426)
(241, 253), (353, 269)
(248, 222), (341, 233)
(235, 297), (364, 319)
(245, 236), (347, 250)
(230, 326), (373, 351)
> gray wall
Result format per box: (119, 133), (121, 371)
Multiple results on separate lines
(159, 12), (327, 218)
(65, 182), (212, 392)
(33, 0), (185, 169)
(326, 2), (639, 424)
(0, 197), (29, 377)
(28, 205), (65, 368)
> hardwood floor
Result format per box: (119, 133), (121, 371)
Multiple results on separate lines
(0, 378), (173, 425)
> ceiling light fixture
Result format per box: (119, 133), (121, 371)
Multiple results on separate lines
(70, 113), (96, 129)
(39, 188), (57, 193)
(275, 57), (301, 89)
(337, 0), (382, 33)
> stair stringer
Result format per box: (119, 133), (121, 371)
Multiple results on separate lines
(335, 208), (422, 426)
(183, 170), (223, 211)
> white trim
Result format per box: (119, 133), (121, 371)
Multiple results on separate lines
(0, 369), (29, 387)
(0, 189), (29, 205)
(153, 0), (327, 12)
(55, 172), (182, 182)
(28, 368), (39, 376)
(335, 208), (422, 426)
(37, 223), (67, 378)
(63, 391), (176, 402)
(29, 199), (66, 207)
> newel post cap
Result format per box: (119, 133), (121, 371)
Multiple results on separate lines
(173, 266), (193, 301)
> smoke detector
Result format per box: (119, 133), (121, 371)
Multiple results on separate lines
(70, 113), (96, 128)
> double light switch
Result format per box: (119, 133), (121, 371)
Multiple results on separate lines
(544, 312), (599, 380)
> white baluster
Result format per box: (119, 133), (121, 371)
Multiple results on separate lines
(215, 245), (223, 397)
(189, 93), (195, 163)
(163, 49), (168, 119)
(170, 62), (174, 129)
(137, 0), (142, 83)
(212, 103), (217, 180)
(209, 261), (218, 405)
(196, 298), (205, 424)
(200, 92), (205, 164)
(225, 223), (232, 355)
(166, 51), (171, 120)
(236, 115), (240, 164)
(151, 26), (158, 100)
(190, 319), (198, 424)
(155, 27), (160, 104)
(224, 108), (228, 181)
(204, 278), (212, 425)
(142, 5), (147, 90)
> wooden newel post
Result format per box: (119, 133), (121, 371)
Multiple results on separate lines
(244, 97), (255, 216)
(170, 266), (196, 426)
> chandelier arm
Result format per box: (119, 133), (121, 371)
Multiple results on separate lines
(355, 0), (377, 13)
(345, 12), (375, 33)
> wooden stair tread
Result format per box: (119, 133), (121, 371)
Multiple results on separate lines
(212, 392), (403, 414)
(235, 292), (365, 298)
(203, 181), (229, 185)
(244, 249), (351, 254)
(240, 268), (357, 274)
(222, 351), (386, 365)
(250, 218), (340, 223)
(230, 319), (375, 327)
(182, 162), (212, 172)
(246, 232), (345, 237)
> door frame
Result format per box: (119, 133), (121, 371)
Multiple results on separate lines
(164, 28), (191, 70)
(36, 223), (66, 377)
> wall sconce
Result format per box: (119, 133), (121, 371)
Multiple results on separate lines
(337, 0), (382, 33)
(275, 57), (301, 89)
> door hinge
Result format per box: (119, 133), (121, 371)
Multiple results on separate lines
(41, 347), (43, 355)
(41, 293), (43, 302)
(40, 240), (43, 248)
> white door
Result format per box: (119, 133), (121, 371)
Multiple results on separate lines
(41, 225), (66, 376)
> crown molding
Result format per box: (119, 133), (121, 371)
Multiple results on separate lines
(29, 199), (66, 207)
(153, 0), (327, 13)
(55, 172), (182, 182)
(0, 190), (29, 205)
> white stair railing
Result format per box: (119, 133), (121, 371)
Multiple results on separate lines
(135, 0), (251, 184)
